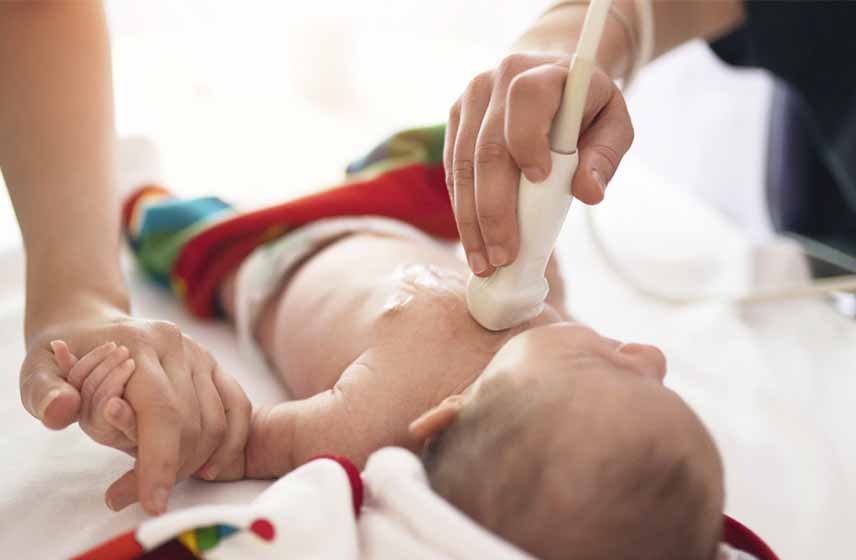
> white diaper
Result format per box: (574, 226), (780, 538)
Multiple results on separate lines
(234, 216), (434, 396)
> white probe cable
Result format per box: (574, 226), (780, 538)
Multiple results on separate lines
(467, 0), (613, 331)
(583, 205), (856, 305)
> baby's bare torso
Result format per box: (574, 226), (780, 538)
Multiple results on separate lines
(258, 234), (532, 398)
(250, 232), (563, 462)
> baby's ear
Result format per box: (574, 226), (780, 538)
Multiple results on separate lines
(408, 395), (468, 449)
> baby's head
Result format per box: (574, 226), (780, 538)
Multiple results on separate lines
(411, 323), (724, 560)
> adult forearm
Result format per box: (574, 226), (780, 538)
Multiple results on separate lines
(511, 2), (632, 80)
(511, 0), (746, 79)
(0, 2), (128, 341)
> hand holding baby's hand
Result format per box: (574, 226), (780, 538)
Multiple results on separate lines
(51, 335), (252, 515)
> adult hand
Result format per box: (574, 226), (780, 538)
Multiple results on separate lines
(20, 315), (251, 515)
(445, 53), (634, 277)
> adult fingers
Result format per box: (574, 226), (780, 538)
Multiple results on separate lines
(505, 62), (569, 181)
(571, 75), (634, 205)
(452, 71), (495, 277)
(160, 335), (204, 480)
(125, 351), (181, 515)
(19, 345), (81, 430)
(105, 469), (137, 512)
(444, 101), (461, 205)
(188, 364), (227, 479)
(473, 57), (537, 268)
(197, 367), (251, 481)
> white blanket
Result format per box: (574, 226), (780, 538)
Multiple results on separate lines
(0, 156), (853, 558)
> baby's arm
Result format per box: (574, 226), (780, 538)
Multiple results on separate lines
(244, 349), (418, 478)
(52, 340), (138, 451)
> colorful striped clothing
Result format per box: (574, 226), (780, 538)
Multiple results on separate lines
(122, 125), (455, 318)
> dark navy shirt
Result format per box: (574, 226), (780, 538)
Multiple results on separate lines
(710, 1), (856, 242)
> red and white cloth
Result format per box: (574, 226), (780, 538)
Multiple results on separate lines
(72, 447), (777, 559)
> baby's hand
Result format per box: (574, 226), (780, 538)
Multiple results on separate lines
(53, 338), (252, 513)
(51, 340), (138, 452)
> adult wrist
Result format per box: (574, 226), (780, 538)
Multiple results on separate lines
(24, 267), (130, 344)
(513, 0), (640, 82)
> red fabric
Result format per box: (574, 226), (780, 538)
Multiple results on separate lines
(311, 454), (365, 517)
(70, 530), (143, 560)
(173, 162), (457, 317)
(249, 519), (276, 541)
(723, 515), (779, 559)
(122, 185), (171, 230)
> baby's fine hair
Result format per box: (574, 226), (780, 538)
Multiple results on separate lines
(422, 373), (723, 560)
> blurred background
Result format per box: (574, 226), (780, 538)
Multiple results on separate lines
(0, 0), (773, 251)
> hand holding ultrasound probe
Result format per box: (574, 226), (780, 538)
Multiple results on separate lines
(451, 1), (856, 327)
(466, 0), (614, 330)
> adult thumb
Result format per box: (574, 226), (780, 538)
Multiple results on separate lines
(20, 346), (81, 430)
(571, 80), (634, 205)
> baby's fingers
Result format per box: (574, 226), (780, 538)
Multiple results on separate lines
(66, 341), (118, 389)
(81, 348), (131, 402)
(196, 368), (251, 481)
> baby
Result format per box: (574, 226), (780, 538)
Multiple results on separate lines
(59, 211), (724, 558)
(414, 324), (724, 560)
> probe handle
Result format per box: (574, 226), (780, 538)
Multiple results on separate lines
(467, 150), (578, 331)
(465, 0), (610, 330)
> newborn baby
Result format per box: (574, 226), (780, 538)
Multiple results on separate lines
(63, 211), (724, 558)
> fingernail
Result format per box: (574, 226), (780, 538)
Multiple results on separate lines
(592, 170), (607, 195)
(523, 166), (547, 183)
(105, 399), (122, 420)
(201, 465), (219, 481)
(37, 389), (61, 418)
(486, 245), (509, 267)
(109, 493), (132, 512)
(49, 340), (62, 353)
(151, 487), (169, 515)
(468, 253), (488, 275)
